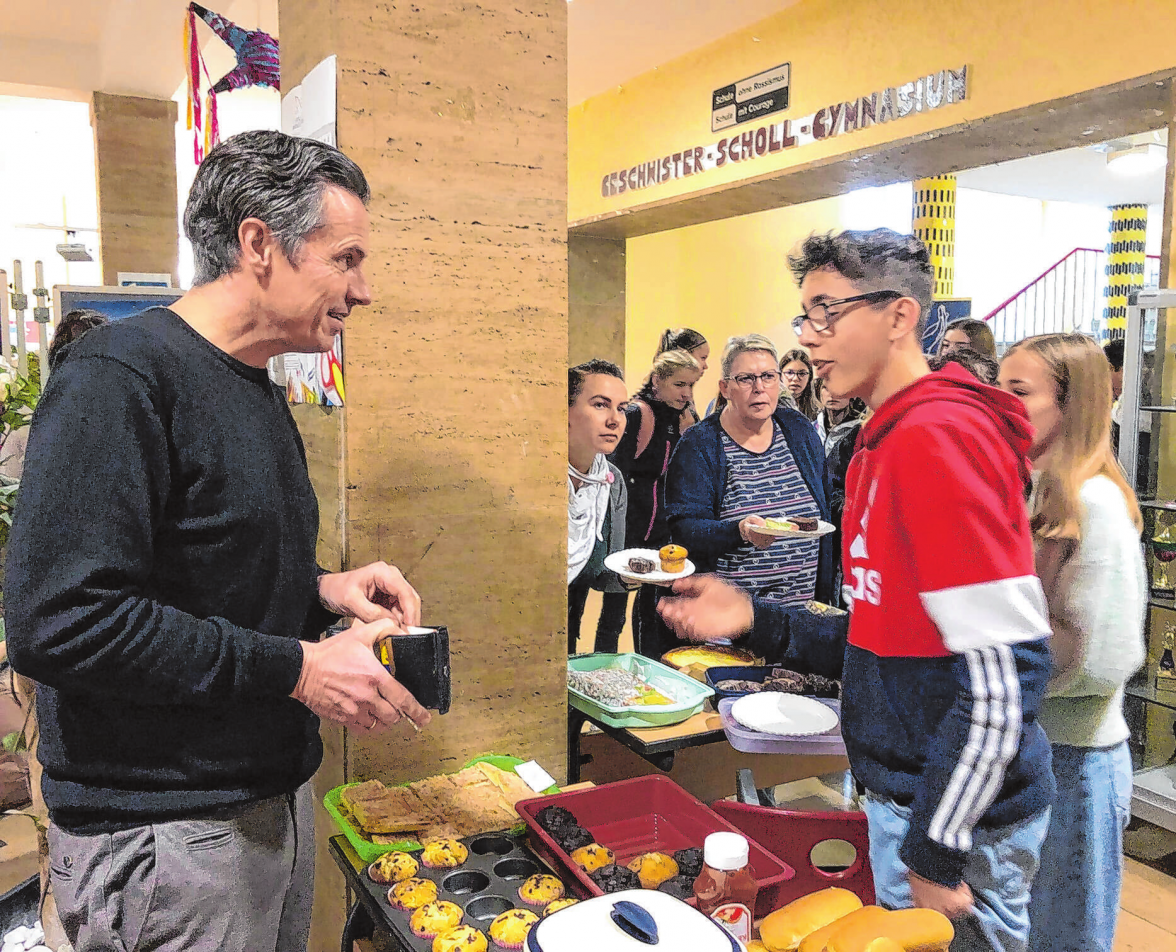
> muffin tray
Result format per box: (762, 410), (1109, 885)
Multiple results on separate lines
(357, 831), (563, 951)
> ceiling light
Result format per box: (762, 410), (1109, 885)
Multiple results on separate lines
(1107, 142), (1166, 176)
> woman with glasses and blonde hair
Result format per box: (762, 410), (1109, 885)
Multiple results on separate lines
(999, 333), (1145, 952)
(656, 334), (834, 659)
(779, 348), (820, 420)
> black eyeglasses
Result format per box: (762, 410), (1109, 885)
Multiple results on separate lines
(791, 290), (905, 335)
(726, 371), (782, 390)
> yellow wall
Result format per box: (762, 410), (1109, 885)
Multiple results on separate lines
(570, 0), (1176, 223)
(626, 194), (850, 411)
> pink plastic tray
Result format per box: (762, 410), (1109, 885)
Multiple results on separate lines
(711, 799), (875, 906)
(516, 775), (794, 918)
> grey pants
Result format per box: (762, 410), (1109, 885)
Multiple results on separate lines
(47, 783), (315, 952)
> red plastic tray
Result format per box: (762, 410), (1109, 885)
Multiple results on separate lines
(711, 800), (875, 907)
(516, 775), (794, 918)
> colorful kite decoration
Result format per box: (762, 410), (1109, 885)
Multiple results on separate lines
(183, 3), (280, 163)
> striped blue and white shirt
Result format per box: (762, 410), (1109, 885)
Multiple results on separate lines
(716, 422), (819, 605)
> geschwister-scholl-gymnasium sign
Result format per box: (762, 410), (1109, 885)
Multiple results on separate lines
(600, 66), (970, 200)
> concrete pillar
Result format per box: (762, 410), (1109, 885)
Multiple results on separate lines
(90, 93), (180, 287)
(1103, 203), (1148, 340)
(912, 175), (956, 298)
(278, 3), (568, 947)
(569, 235), (626, 368)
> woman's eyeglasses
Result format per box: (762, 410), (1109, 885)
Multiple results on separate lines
(726, 371), (782, 390)
(782, 370), (810, 380)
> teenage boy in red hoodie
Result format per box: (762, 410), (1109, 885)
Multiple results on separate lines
(659, 230), (1053, 952)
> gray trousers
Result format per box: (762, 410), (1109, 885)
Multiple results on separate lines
(47, 783), (315, 952)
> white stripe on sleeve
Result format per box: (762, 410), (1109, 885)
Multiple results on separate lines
(926, 646), (1022, 852)
(920, 575), (1050, 653)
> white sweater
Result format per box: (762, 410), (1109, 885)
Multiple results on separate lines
(1034, 475), (1147, 748)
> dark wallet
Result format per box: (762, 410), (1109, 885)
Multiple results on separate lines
(377, 626), (452, 715)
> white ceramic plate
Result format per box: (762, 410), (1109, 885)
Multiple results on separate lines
(730, 693), (841, 736)
(605, 548), (696, 587)
(754, 519), (836, 539)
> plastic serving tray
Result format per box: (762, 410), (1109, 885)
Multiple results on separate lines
(357, 830), (562, 952)
(718, 697), (846, 757)
(516, 775), (794, 918)
(567, 653), (714, 729)
(704, 665), (841, 704)
(324, 754), (560, 864)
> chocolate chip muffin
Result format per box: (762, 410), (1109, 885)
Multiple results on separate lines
(590, 864), (641, 893)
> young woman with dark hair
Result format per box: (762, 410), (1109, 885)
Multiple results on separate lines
(779, 348), (819, 420)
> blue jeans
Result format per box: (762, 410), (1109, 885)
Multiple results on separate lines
(1027, 742), (1132, 952)
(864, 794), (1051, 952)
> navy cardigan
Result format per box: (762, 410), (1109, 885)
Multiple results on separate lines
(666, 407), (843, 673)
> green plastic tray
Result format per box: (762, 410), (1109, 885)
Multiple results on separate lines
(324, 753), (560, 864)
(567, 652), (715, 729)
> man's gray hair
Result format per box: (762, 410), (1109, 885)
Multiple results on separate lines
(720, 334), (778, 379)
(184, 130), (371, 286)
(787, 228), (933, 333)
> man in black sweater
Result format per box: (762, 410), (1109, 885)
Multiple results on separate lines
(6, 131), (430, 952)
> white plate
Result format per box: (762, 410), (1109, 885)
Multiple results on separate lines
(754, 519), (836, 539)
(605, 548), (696, 587)
(730, 693), (841, 736)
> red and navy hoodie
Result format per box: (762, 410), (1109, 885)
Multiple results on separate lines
(840, 363), (1054, 887)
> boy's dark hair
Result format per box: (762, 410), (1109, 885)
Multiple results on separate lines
(569, 359), (624, 406)
(1103, 338), (1125, 372)
(48, 308), (109, 369)
(929, 348), (1000, 386)
(788, 229), (934, 335)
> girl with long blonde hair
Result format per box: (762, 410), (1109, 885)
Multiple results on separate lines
(999, 333), (1145, 952)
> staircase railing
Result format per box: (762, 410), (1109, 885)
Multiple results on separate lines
(985, 248), (1161, 350)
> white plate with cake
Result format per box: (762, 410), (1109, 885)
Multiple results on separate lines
(755, 516), (836, 539)
(606, 546), (695, 587)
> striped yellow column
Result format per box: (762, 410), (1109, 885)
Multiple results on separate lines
(1103, 204), (1148, 340)
(913, 175), (956, 298)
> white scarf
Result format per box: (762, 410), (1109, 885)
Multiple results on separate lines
(568, 454), (612, 585)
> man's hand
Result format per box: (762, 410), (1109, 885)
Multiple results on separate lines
(658, 575), (754, 644)
(292, 619), (432, 733)
(319, 561), (422, 627)
(739, 516), (776, 550)
(909, 870), (974, 921)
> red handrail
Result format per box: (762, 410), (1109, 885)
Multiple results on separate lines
(983, 248), (1162, 322)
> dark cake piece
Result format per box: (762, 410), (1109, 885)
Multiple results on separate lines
(555, 825), (594, 853)
(657, 875), (696, 900)
(806, 674), (842, 699)
(672, 847), (704, 880)
(791, 515), (819, 532)
(627, 556), (656, 574)
(535, 805), (578, 835)
(714, 679), (763, 693)
(590, 864), (641, 893)
(762, 669), (808, 694)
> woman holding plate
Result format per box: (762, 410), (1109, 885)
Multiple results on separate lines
(657, 335), (836, 659)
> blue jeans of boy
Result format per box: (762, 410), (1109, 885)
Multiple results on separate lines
(864, 793), (1051, 952)
(1027, 741), (1132, 952)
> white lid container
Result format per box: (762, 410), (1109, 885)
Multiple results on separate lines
(703, 832), (749, 872)
(525, 889), (743, 952)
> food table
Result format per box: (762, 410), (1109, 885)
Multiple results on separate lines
(567, 705), (726, 783)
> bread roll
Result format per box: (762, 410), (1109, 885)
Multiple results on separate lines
(797, 907), (890, 952)
(827, 907), (953, 952)
(862, 941), (905, 952)
(759, 887), (864, 951)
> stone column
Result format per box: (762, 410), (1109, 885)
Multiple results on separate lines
(569, 235), (626, 368)
(90, 93), (179, 287)
(278, 3), (568, 947)
(912, 175), (956, 298)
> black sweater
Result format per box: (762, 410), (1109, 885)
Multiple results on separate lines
(6, 309), (337, 832)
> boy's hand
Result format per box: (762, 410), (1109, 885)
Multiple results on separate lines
(909, 870), (974, 921)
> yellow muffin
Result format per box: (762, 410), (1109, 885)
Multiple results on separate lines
(488, 909), (540, 950)
(433, 926), (488, 952)
(518, 873), (565, 906)
(368, 851), (420, 885)
(410, 900), (464, 939)
(422, 839), (470, 869)
(388, 878), (439, 911)
(542, 898), (580, 917)
(659, 544), (688, 573)
(570, 843), (614, 874)
(626, 852), (679, 889)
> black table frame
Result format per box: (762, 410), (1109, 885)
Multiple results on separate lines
(566, 706), (727, 783)
(330, 835), (401, 952)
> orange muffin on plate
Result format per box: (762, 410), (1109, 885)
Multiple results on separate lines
(388, 878), (439, 911)
(433, 925), (488, 952)
(518, 873), (565, 906)
(410, 900), (463, 939)
(368, 851), (420, 885)
(421, 839), (469, 869)
(488, 909), (540, 950)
